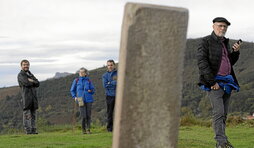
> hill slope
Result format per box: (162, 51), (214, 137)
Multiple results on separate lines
(0, 38), (253, 132)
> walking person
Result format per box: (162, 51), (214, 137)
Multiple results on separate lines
(102, 59), (117, 132)
(70, 67), (95, 134)
(197, 17), (242, 148)
(17, 59), (40, 134)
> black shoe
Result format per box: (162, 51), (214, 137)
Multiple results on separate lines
(26, 131), (33, 134)
(82, 129), (86, 134)
(107, 128), (113, 132)
(216, 142), (234, 148)
(31, 128), (38, 134)
(86, 129), (91, 134)
(225, 141), (234, 148)
(25, 129), (32, 134)
(216, 143), (225, 148)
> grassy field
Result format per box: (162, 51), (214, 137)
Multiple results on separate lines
(0, 125), (253, 148)
(179, 126), (254, 148)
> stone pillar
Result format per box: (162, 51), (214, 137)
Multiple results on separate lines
(113, 3), (188, 148)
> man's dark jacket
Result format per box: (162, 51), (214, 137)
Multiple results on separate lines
(197, 31), (240, 87)
(18, 70), (40, 110)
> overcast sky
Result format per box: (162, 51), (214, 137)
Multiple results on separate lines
(0, 0), (253, 87)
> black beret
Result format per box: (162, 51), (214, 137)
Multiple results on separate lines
(213, 17), (231, 26)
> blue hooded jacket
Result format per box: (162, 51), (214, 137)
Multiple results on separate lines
(70, 76), (95, 103)
(200, 75), (239, 94)
(102, 70), (117, 96)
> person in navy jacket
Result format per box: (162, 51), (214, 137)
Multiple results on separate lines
(70, 67), (95, 134)
(102, 60), (117, 132)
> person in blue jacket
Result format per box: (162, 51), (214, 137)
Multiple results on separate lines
(102, 59), (117, 132)
(70, 67), (95, 134)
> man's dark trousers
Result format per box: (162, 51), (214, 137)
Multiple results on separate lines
(106, 96), (115, 132)
(23, 109), (36, 133)
(208, 88), (231, 144)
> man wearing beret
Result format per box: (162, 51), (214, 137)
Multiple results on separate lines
(197, 17), (242, 148)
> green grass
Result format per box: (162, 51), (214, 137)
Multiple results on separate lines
(0, 126), (112, 148)
(0, 125), (253, 148)
(178, 126), (254, 148)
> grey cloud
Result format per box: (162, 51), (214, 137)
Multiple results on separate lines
(0, 65), (19, 75)
(77, 49), (118, 61)
(1, 0), (254, 88)
(0, 40), (32, 47)
(0, 43), (118, 64)
(0, 36), (9, 38)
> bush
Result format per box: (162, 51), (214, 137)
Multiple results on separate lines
(180, 115), (211, 127)
(245, 119), (254, 127)
(226, 115), (244, 126)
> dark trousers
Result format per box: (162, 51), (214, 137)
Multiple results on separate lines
(106, 96), (115, 132)
(23, 109), (36, 132)
(208, 88), (231, 144)
(79, 103), (92, 130)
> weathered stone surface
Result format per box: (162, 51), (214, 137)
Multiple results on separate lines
(113, 3), (188, 148)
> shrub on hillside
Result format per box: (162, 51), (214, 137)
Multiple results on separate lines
(226, 115), (244, 126)
(180, 115), (211, 127)
(245, 119), (254, 127)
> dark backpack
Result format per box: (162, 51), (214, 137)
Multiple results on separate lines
(75, 78), (79, 84)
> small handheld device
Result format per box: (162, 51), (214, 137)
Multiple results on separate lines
(237, 39), (242, 44)
(232, 39), (242, 51)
